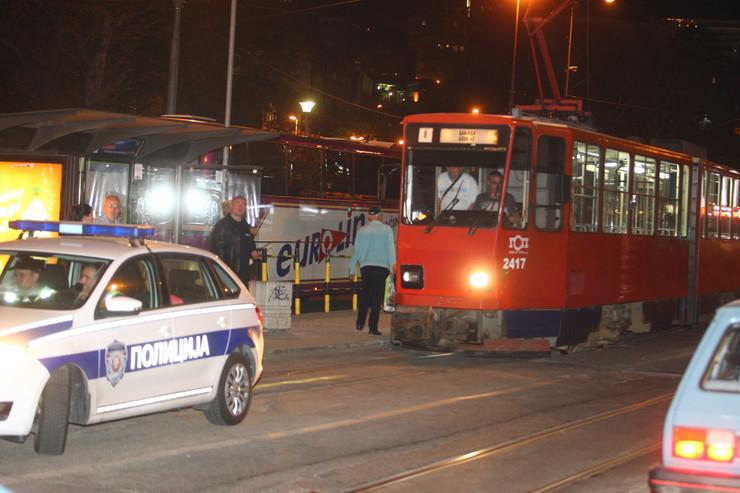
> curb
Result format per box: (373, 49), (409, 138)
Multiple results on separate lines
(264, 338), (389, 356)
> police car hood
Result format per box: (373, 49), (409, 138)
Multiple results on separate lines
(0, 308), (73, 345)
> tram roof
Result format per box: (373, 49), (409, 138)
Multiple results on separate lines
(0, 108), (278, 164)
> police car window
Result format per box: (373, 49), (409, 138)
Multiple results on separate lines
(98, 257), (158, 316)
(702, 325), (740, 393)
(208, 260), (240, 298)
(0, 252), (110, 310)
(160, 255), (219, 305)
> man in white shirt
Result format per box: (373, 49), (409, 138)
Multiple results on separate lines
(436, 166), (478, 211)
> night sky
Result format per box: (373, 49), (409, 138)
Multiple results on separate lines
(0, 0), (737, 163)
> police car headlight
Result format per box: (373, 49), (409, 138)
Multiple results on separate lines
(0, 344), (27, 370)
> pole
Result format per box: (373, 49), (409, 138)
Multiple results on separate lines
(166, 0), (185, 114)
(508, 0), (521, 112)
(564, 2), (575, 98)
(223, 0), (237, 166)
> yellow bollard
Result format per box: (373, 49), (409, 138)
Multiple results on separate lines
(352, 267), (359, 312)
(294, 260), (301, 316)
(261, 249), (268, 282)
(324, 256), (331, 313)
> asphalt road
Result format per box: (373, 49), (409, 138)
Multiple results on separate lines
(0, 327), (702, 493)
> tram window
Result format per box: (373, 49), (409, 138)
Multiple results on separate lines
(720, 175), (732, 239)
(324, 150), (352, 196)
(704, 171), (720, 239)
(632, 155), (656, 236)
(681, 164), (690, 238)
(534, 135), (565, 231)
(504, 127), (532, 230)
(733, 178), (740, 240)
(602, 149), (630, 234)
(355, 154), (381, 197)
(571, 141), (600, 232)
(287, 145), (321, 197)
(380, 162), (400, 201)
(657, 161), (680, 237)
(248, 141), (286, 195)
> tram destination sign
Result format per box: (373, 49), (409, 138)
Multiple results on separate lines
(439, 128), (498, 145)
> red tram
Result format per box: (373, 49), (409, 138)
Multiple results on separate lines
(391, 113), (740, 352)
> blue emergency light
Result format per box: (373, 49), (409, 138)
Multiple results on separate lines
(9, 220), (155, 239)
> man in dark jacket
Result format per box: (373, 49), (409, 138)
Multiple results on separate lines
(210, 195), (261, 284)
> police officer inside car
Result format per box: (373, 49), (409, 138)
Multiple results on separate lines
(210, 195), (262, 284)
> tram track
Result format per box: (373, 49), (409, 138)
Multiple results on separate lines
(341, 393), (672, 493)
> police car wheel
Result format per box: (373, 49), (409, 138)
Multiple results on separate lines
(205, 352), (253, 426)
(34, 366), (71, 455)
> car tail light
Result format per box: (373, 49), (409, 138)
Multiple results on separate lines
(255, 306), (264, 326)
(673, 427), (737, 462)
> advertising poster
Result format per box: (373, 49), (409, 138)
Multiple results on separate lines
(0, 162), (63, 268)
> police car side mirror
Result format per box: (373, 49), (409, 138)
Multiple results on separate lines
(104, 296), (142, 315)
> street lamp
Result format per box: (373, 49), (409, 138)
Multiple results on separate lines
(288, 115), (298, 135)
(299, 100), (315, 135)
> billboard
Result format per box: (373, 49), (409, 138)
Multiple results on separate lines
(0, 161), (63, 244)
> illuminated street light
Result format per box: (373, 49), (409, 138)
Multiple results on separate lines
(288, 115), (298, 135)
(471, 107), (481, 114)
(299, 100), (315, 135)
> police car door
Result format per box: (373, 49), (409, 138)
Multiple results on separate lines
(158, 254), (228, 398)
(93, 256), (174, 417)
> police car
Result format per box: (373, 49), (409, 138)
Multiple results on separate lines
(649, 301), (740, 492)
(0, 221), (264, 455)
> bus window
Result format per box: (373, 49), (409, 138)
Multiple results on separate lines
(534, 135), (565, 231)
(632, 155), (656, 236)
(704, 171), (720, 239)
(287, 145), (321, 197)
(503, 127), (532, 230)
(355, 154), (381, 197)
(570, 141), (601, 232)
(324, 150), (352, 196)
(381, 158), (401, 201)
(720, 175), (732, 239)
(733, 178), (740, 240)
(681, 164), (690, 238)
(248, 141), (286, 195)
(603, 149), (630, 234)
(657, 161), (680, 237)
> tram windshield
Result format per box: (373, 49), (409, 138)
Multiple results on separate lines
(402, 126), (531, 230)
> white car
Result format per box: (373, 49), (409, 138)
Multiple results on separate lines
(649, 300), (740, 492)
(0, 221), (264, 455)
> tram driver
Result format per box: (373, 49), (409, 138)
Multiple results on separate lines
(471, 171), (521, 226)
(437, 166), (478, 211)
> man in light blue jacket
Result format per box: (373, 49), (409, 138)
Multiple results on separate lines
(349, 206), (396, 335)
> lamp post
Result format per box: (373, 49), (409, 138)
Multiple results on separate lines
(299, 100), (315, 136)
(288, 115), (298, 135)
(166, 0), (186, 114)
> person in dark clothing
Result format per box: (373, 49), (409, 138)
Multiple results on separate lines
(70, 203), (93, 222)
(209, 195), (261, 284)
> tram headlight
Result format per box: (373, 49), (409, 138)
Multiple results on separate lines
(400, 265), (424, 289)
(469, 270), (491, 289)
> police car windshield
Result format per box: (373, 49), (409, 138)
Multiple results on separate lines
(0, 252), (110, 310)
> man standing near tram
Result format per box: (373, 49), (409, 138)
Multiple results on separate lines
(349, 206), (395, 336)
(210, 195), (262, 285)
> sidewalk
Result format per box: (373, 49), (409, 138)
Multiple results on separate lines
(263, 310), (392, 355)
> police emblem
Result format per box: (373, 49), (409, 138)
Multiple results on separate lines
(105, 340), (128, 387)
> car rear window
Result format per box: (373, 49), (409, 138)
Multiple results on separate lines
(702, 324), (740, 392)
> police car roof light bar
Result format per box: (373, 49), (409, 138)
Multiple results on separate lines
(9, 220), (155, 239)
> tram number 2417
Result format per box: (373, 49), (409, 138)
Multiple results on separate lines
(503, 257), (527, 270)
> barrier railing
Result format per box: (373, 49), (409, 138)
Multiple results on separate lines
(252, 240), (358, 316)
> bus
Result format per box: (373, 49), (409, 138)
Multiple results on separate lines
(392, 112), (740, 352)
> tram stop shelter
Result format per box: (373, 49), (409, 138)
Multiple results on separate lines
(0, 108), (278, 247)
